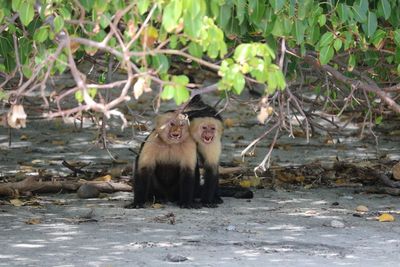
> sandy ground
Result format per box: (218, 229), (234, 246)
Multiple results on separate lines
(1, 188), (400, 267)
(1, 92), (400, 266)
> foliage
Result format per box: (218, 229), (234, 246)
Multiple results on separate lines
(1, 0), (400, 170)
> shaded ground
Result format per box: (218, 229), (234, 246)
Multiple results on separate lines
(1, 188), (400, 266)
(1, 92), (400, 266)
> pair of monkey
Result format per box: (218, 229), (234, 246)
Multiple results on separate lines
(127, 95), (224, 208)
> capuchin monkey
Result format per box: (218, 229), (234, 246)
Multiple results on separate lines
(126, 112), (198, 209)
(185, 96), (224, 207)
(185, 95), (254, 207)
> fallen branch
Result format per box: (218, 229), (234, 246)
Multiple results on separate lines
(0, 176), (132, 197)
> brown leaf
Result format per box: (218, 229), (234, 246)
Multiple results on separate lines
(392, 162), (400, 181)
(7, 104), (27, 129)
(10, 199), (24, 207)
(25, 218), (42, 225)
(93, 174), (112, 182)
(224, 118), (235, 128)
(378, 213), (395, 222)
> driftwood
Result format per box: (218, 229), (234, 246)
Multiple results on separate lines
(0, 176), (132, 197)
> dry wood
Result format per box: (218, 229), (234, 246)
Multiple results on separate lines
(0, 176), (132, 197)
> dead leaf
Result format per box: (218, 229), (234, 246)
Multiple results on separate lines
(20, 134), (28, 141)
(7, 104), (27, 129)
(392, 162), (400, 181)
(127, 19), (136, 38)
(133, 77), (145, 99)
(25, 218), (42, 225)
(94, 174), (112, 182)
(378, 213), (395, 222)
(52, 140), (65, 146)
(10, 199), (24, 207)
(151, 203), (164, 209)
(257, 106), (273, 124)
(224, 118), (234, 128)
(239, 180), (251, 188)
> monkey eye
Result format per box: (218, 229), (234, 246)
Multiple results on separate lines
(170, 121), (176, 126)
(202, 126), (207, 130)
(211, 127), (216, 130)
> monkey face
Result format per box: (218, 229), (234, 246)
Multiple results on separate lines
(156, 113), (190, 144)
(200, 124), (216, 144)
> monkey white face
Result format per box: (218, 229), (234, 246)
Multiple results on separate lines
(156, 113), (190, 144)
(200, 123), (217, 144)
(191, 117), (223, 146)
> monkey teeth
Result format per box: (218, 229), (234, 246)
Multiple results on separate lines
(203, 136), (213, 144)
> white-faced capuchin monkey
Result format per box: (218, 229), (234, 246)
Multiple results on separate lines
(185, 96), (224, 207)
(126, 112), (199, 208)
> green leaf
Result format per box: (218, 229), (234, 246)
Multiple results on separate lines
(33, 26), (49, 43)
(318, 14), (326, 26)
(19, 1), (35, 26)
(80, 0), (94, 11)
(271, 0), (285, 13)
(22, 64), (32, 78)
(152, 54), (170, 74)
(174, 87), (190, 105)
(319, 45), (334, 65)
(366, 11), (377, 38)
(232, 73), (245, 94)
(318, 32), (334, 48)
(294, 20), (305, 45)
(75, 90), (84, 103)
(348, 54), (356, 71)
(297, 0), (312, 20)
(169, 35), (178, 49)
(162, 0), (182, 32)
(393, 29), (400, 47)
(172, 75), (189, 86)
(371, 29), (386, 49)
(53, 15), (64, 33)
(188, 42), (203, 58)
(333, 38), (342, 52)
(138, 0), (150, 15)
(89, 88), (97, 98)
(160, 85), (175, 100)
(12, 0), (22, 12)
(56, 53), (68, 74)
(379, 0), (391, 20)
(375, 115), (383, 125)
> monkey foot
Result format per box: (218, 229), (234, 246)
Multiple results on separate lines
(124, 202), (144, 209)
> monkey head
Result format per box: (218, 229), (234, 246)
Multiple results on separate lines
(156, 112), (190, 144)
(191, 117), (223, 145)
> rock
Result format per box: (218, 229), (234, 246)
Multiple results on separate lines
(225, 225), (236, 231)
(392, 162), (400, 180)
(77, 184), (100, 199)
(330, 220), (345, 228)
(165, 254), (188, 262)
(356, 205), (369, 212)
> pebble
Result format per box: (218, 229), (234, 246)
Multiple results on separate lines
(165, 254), (188, 262)
(330, 220), (345, 228)
(77, 184), (100, 199)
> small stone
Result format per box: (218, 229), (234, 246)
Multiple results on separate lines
(165, 254), (188, 262)
(356, 205), (369, 212)
(330, 220), (345, 228)
(77, 184), (100, 199)
(226, 225), (236, 231)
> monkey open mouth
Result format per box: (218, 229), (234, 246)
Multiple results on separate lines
(169, 133), (182, 140)
(202, 136), (214, 144)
